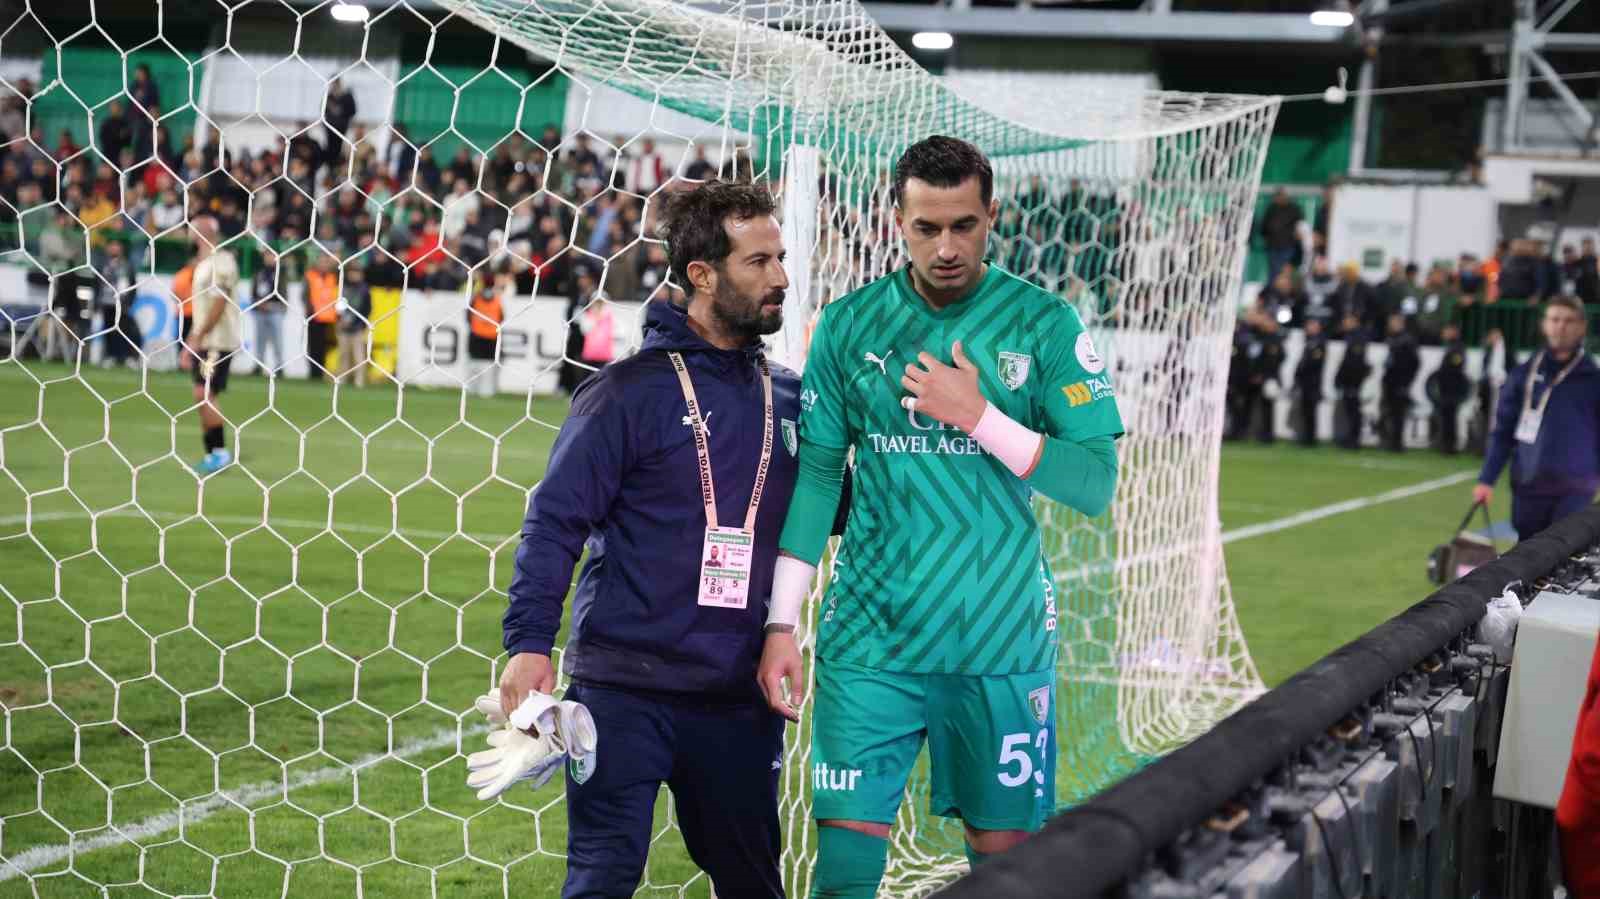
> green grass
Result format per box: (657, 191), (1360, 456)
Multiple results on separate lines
(0, 359), (1509, 897)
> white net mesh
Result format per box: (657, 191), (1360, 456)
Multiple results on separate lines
(0, 0), (1277, 895)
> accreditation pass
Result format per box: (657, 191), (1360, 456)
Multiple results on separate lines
(699, 526), (753, 609)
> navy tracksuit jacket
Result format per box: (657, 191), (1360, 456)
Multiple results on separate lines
(1480, 348), (1600, 539)
(505, 300), (800, 898)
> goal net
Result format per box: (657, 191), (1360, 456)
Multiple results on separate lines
(0, 0), (1276, 895)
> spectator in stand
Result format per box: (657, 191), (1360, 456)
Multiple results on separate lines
(99, 100), (131, 163)
(1379, 312), (1420, 452)
(130, 64), (159, 118)
(54, 128), (79, 161)
(250, 248), (287, 374)
(1332, 261), (1378, 337)
(323, 78), (357, 142)
(386, 123), (416, 183)
(1378, 260), (1418, 323)
(1255, 268), (1298, 326)
(602, 219), (641, 302)
(1482, 239), (1509, 302)
(1334, 311), (1371, 449)
(1416, 266), (1459, 346)
(1260, 186), (1299, 276)
(627, 137), (666, 194)
(684, 144), (715, 182)
(1580, 238), (1600, 304)
(1562, 244), (1584, 296)
(1498, 238), (1546, 301)
(304, 255), (340, 379)
(336, 263), (371, 388)
(1458, 253), (1487, 301)
(638, 242), (671, 300)
(1475, 296), (1600, 539)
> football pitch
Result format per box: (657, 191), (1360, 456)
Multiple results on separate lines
(0, 359), (1493, 897)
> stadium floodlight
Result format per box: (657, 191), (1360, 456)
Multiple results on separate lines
(912, 31), (955, 51)
(331, 2), (370, 23)
(1309, 9), (1355, 27)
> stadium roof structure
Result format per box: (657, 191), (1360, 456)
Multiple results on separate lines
(299, 0), (1361, 45)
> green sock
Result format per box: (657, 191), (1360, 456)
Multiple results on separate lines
(964, 842), (993, 869)
(810, 826), (889, 899)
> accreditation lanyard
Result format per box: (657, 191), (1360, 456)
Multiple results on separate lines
(1516, 350), (1582, 444)
(668, 350), (773, 609)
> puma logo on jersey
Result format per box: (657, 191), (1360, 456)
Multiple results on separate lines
(864, 350), (893, 375)
(680, 411), (713, 435)
(813, 763), (862, 791)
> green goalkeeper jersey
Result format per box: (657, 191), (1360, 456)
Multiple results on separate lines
(799, 262), (1123, 675)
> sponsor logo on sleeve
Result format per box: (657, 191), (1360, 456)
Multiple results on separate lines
(1062, 375), (1115, 407)
(800, 388), (818, 413)
(1075, 331), (1104, 374)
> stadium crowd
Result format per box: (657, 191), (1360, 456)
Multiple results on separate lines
(0, 72), (739, 382)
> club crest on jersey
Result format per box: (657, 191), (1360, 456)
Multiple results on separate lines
(997, 352), (1032, 391)
(1028, 685), (1050, 726)
(781, 418), (797, 456)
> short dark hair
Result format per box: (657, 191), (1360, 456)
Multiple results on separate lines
(658, 180), (777, 291)
(1548, 294), (1587, 321)
(892, 136), (993, 207)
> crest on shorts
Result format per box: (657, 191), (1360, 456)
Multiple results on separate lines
(998, 352), (1032, 391)
(1028, 685), (1050, 726)
(781, 418), (797, 457)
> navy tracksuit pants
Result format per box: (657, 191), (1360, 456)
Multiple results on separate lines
(1512, 491), (1593, 542)
(561, 681), (786, 899)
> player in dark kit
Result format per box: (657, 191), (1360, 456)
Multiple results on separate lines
(1293, 318), (1328, 446)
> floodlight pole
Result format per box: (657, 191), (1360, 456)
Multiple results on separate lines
(1349, 0), (1386, 174)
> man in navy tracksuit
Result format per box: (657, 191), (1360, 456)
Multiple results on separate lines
(1476, 296), (1600, 539)
(501, 181), (799, 898)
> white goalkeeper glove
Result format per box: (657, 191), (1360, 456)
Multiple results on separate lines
(464, 689), (598, 801)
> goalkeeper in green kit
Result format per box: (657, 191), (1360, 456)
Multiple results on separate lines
(756, 136), (1123, 896)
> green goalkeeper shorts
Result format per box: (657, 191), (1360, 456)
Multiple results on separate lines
(809, 657), (1056, 832)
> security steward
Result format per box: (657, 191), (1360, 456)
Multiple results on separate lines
(1475, 295), (1600, 540)
(1293, 317), (1328, 446)
(1427, 322), (1470, 455)
(1379, 312), (1420, 452)
(1334, 312), (1371, 449)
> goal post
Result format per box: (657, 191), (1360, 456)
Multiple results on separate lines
(0, 0), (1276, 895)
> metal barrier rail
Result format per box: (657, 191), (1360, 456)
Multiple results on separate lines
(939, 505), (1600, 899)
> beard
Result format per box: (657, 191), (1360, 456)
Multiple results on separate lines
(710, 277), (785, 343)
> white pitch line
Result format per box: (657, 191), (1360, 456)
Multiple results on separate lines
(1220, 470), (1479, 544)
(0, 724), (488, 881)
(0, 508), (513, 545)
